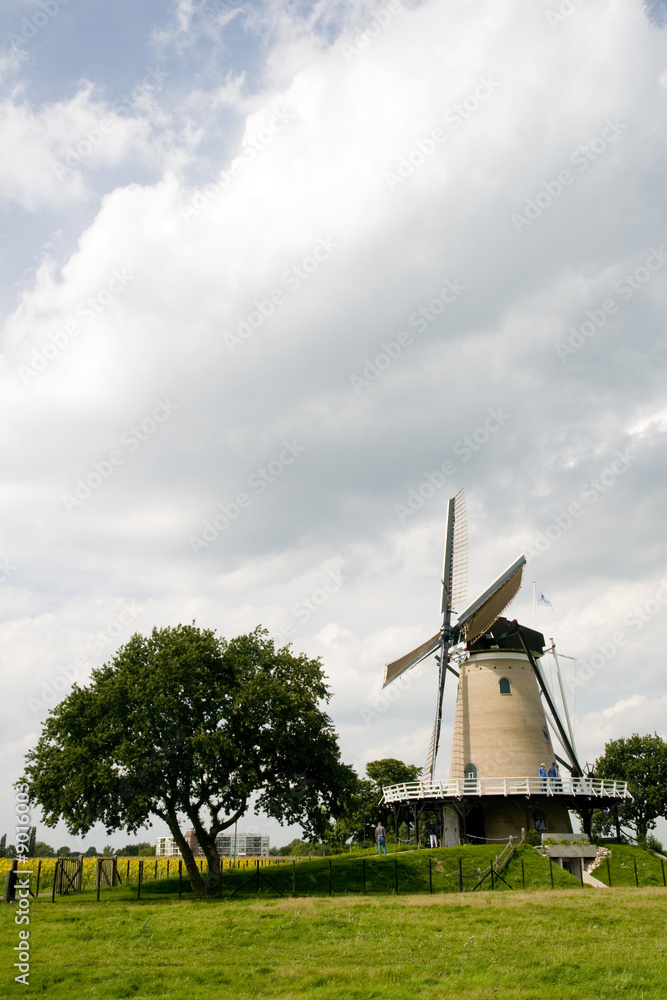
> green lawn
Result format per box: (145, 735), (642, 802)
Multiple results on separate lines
(2, 887), (667, 999)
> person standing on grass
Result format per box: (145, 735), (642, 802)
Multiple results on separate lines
(375, 821), (387, 855)
(427, 820), (438, 849)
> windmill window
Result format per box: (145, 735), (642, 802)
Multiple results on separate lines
(533, 810), (547, 832)
(499, 677), (511, 695)
(464, 764), (478, 791)
(542, 725), (550, 742)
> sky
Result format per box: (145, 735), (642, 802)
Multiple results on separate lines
(1, 0), (667, 853)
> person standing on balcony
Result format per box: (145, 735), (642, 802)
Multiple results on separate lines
(548, 761), (558, 792)
(539, 763), (547, 793)
(571, 764), (580, 793)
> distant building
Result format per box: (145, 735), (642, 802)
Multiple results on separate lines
(216, 833), (270, 858)
(155, 830), (269, 858)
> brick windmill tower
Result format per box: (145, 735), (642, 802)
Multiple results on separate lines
(380, 490), (614, 843)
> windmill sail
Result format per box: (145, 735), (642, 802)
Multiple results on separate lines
(456, 555), (526, 644)
(383, 633), (440, 687)
(441, 488), (467, 615)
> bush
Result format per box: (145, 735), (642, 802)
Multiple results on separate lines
(525, 830), (542, 846)
(646, 834), (664, 853)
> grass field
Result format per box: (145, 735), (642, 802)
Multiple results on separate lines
(3, 888), (667, 999)
(2, 847), (666, 999)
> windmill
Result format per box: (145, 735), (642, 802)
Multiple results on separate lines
(380, 490), (631, 844)
(383, 489), (529, 781)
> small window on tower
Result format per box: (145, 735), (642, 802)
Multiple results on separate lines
(499, 677), (511, 695)
(542, 725), (549, 742)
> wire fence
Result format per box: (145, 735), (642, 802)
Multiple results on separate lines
(4, 844), (665, 903)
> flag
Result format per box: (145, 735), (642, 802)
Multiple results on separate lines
(536, 587), (553, 609)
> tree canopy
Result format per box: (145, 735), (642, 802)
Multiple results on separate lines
(21, 624), (354, 895)
(318, 758), (422, 848)
(366, 758), (421, 789)
(594, 733), (667, 846)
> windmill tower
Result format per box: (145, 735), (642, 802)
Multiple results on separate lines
(380, 491), (625, 843)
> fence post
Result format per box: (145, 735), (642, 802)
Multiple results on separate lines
(167, 859), (170, 879)
(4, 860), (18, 903)
(178, 860), (182, 899)
(51, 859), (58, 903)
(490, 860), (495, 891)
(35, 860), (42, 898)
(633, 858), (639, 887)
(126, 859), (130, 884)
(661, 859), (666, 887)
(429, 859), (433, 894)
(155, 859), (158, 881)
(606, 858), (612, 887)
(292, 860), (296, 897)
(458, 858), (463, 893)
(328, 859), (332, 897)
(96, 858), (102, 902)
(362, 859), (366, 895)
(256, 860), (260, 893)
(394, 858), (399, 895)
(138, 860), (143, 900)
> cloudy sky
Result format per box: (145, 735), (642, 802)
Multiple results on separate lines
(2, 0), (667, 851)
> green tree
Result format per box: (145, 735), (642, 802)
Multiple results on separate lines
(365, 759), (422, 789)
(323, 759), (422, 848)
(20, 625), (352, 896)
(365, 758), (421, 836)
(102, 845), (114, 856)
(0, 834), (6, 857)
(27, 826), (36, 856)
(594, 733), (667, 846)
(33, 842), (56, 857)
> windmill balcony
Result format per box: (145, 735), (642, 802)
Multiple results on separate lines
(381, 777), (631, 803)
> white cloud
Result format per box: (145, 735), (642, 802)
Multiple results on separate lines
(0, 86), (153, 210)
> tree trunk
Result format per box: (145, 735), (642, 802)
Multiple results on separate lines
(636, 817), (647, 848)
(165, 810), (207, 895)
(187, 805), (247, 896)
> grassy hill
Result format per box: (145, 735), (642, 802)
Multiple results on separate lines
(589, 845), (667, 888)
(93, 843), (582, 900)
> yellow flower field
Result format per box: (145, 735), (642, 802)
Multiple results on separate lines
(0, 854), (273, 895)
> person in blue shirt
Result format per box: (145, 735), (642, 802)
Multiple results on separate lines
(539, 763), (547, 792)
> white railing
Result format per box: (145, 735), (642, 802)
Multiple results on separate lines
(381, 777), (631, 803)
